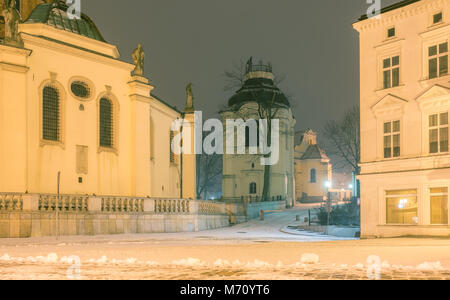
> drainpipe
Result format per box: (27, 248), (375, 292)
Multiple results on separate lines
(179, 113), (185, 199)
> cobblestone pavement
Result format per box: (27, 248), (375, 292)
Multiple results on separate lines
(0, 261), (449, 280)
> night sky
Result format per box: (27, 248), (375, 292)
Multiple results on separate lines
(84, 0), (400, 132)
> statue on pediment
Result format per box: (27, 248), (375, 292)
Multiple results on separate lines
(2, 0), (24, 47)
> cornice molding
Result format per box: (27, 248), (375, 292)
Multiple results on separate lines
(371, 93), (409, 117)
(354, 0), (447, 32)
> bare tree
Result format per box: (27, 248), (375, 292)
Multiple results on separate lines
(196, 153), (222, 200)
(323, 105), (360, 175)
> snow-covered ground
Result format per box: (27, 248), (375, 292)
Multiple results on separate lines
(0, 206), (449, 279)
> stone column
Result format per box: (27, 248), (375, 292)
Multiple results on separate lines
(0, 45), (31, 193)
(128, 75), (154, 197)
(181, 112), (196, 199)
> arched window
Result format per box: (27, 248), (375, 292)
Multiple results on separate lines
(249, 182), (257, 194)
(42, 86), (60, 141)
(15, 0), (20, 12)
(99, 98), (113, 147)
(310, 169), (317, 183)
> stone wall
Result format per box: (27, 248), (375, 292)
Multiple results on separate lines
(0, 193), (230, 238)
(246, 201), (286, 220)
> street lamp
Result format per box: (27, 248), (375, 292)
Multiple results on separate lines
(324, 181), (332, 233)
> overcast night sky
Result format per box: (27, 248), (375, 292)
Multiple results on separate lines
(84, 0), (399, 133)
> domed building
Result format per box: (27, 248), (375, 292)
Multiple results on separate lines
(221, 59), (296, 208)
(0, 0), (196, 199)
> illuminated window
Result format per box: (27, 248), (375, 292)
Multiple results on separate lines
(429, 112), (448, 154)
(249, 182), (257, 194)
(42, 86), (60, 141)
(430, 187), (448, 225)
(428, 42), (448, 79)
(310, 169), (316, 183)
(386, 189), (418, 224)
(383, 56), (400, 89)
(383, 120), (400, 158)
(99, 98), (113, 148)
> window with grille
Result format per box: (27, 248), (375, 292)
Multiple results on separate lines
(428, 42), (448, 79)
(383, 120), (401, 158)
(71, 81), (90, 99)
(429, 112), (448, 154)
(42, 86), (60, 141)
(382, 56), (400, 89)
(99, 98), (113, 148)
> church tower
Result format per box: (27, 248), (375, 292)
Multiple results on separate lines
(220, 58), (296, 208)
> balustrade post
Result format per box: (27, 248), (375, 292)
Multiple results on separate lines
(22, 194), (39, 211)
(143, 198), (155, 213)
(189, 200), (198, 214)
(88, 197), (102, 212)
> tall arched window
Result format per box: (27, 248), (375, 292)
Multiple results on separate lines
(42, 86), (60, 141)
(15, 0), (20, 13)
(99, 98), (113, 148)
(310, 169), (317, 183)
(249, 182), (257, 194)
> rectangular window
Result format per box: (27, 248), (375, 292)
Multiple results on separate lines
(386, 189), (418, 225)
(430, 187), (448, 225)
(383, 120), (400, 158)
(387, 27), (396, 38)
(382, 56), (400, 89)
(433, 12), (443, 24)
(429, 112), (449, 154)
(428, 42), (448, 79)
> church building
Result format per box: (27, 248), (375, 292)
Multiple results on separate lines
(221, 59), (296, 208)
(0, 0), (196, 199)
(294, 129), (332, 203)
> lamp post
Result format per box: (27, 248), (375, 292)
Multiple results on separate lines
(325, 180), (332, 234)
(56, 171), (61, 240)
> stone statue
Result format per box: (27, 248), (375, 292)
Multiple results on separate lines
(2, 0), (24, 48)
(185, 83), (194, 112)
(132, 43), (145, 76)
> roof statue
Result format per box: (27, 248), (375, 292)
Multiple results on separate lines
(2, 0), (24, 48)
(132, 43), (145, 76)
(185, 83), (194, 113)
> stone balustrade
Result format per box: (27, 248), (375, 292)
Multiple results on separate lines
(0, 193), (228, 216)
(0, 193), (23, 211)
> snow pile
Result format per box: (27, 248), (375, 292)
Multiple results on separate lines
(247, 259), (271, 268)
(0, 254), (10, 261)
(416, 261), (444, 271)
(213, 259), (231, 267)
(301, 253), (319, 264)
(172, 258), (206, 267)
